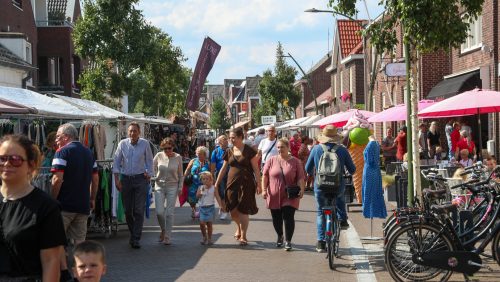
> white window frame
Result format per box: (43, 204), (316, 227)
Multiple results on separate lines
(333, 74), (337, 97)
(12, 0), (22, 10)
(25, 42), (32, 64)
(349, 67), (354, 93)
(461, 15), (482, 53)
(340, 70), (344, 94)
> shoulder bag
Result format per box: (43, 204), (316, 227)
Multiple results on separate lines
(278, 158), (301, 199)
(263, 139), (277, 163)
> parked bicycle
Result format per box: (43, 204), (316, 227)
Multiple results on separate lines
(384, 165), (500, 281)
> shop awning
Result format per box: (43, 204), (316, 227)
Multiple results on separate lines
(427, 71), (481, 100)
(0, 98), (37, 114)
(231, 119), (250, 129)
(276, 116), (310, 130)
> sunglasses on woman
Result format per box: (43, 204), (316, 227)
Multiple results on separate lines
(163, 147), (173, 150)
(0, 155), (26, 167)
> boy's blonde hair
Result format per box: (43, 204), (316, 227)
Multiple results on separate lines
(199, 171), (213, 182)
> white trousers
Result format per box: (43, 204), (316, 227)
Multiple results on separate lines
(154, 186), (178, 239)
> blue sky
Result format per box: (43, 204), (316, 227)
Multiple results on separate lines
(137, 0), (384, 85)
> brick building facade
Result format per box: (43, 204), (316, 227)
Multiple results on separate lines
(366, 1), (499, 158)
(0, 0), (84, 97)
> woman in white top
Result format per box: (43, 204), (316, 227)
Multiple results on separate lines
(153, 137), (184, 245)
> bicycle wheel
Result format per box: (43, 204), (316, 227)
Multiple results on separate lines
(333, 216), (340, 257)
(385, 224), (454, 282)
(492, 225), (500, 265)
(327, 233), (335, 270)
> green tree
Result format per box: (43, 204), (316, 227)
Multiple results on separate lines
(328, 0), (484, 54)
(208, 97), (231, 134)
(328, 0), (484, 203)
(255, 42), (301, 125)
(73, 0), (189, 116)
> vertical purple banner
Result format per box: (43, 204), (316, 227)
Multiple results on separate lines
(186, 37), (221, 111)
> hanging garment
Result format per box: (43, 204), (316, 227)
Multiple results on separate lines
(362, 140), (387, 219)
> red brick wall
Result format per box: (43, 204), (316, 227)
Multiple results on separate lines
(37, 26), (74, 96)
(295, 54), (332, 117)
(420, 51), (451, 99)
(0, 0), (38, 86)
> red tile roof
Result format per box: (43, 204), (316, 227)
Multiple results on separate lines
(304, 87), (332, 110)
(337, 20), (366, 58)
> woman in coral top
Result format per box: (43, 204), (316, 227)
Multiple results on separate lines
(262, 138), (305, 251)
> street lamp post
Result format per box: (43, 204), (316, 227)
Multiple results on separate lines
(281, 53), (319, 115)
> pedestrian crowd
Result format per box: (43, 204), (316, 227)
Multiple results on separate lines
(0, 120), (360, 281)
(3, 117), (493, 281)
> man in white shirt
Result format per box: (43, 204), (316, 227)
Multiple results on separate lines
(257, 125), (278, 167)
(253, 128), (266, 149)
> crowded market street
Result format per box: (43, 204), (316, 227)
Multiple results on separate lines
(91, 192), (499, 282)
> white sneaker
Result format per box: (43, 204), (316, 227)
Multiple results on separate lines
(219, 212), (228, 220)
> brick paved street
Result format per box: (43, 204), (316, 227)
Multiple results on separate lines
(90, 192), (500, 282)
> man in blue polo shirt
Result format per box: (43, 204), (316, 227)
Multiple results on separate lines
(210, 134), (229, 220)
(51, 123), (98, 280)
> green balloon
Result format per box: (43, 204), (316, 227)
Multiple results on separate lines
(349, 127), (370, 145)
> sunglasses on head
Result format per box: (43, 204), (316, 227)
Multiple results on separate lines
(0, 155), (26, 167)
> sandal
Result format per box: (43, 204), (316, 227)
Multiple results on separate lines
(200, 237), (207, 245)
(207, 239), (214, 246)
(158, 231), (165, 243)
(233, 233), (241, 240)
(239, 239), (248, 246)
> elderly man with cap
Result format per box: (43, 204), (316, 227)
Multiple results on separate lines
(305, 125), (356, 253)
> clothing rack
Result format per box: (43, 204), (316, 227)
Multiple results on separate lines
(88, 160), (119, 238)
(32, 166), (52, 194)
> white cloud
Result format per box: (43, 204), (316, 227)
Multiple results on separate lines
(137, 0), (376, 83)
(139, 0), (331, 36)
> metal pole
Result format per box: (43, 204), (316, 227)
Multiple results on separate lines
(285, 53), (319, 115)
(404, 37), (414, 207)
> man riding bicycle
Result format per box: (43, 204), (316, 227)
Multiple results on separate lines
(305, 125), (356, 253)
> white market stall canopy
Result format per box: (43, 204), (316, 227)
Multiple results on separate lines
(52, 94), (135, 120)
(276, 116), (310, 130)
(296, 115), (323, 128)
(0, 86), (101, 119)
(248, 124), (267, 134)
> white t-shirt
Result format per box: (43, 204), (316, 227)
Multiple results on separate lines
(198, 185), (215, 206)
(254, 134), (266, 148)
(459, 158), (473, 168)
(258, 138), (278, 164)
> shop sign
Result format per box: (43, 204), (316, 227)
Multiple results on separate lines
(261, 115), (276, 125)
(385, 63), (406, 77)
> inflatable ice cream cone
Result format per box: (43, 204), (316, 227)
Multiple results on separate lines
(341, 109), (373, 205)
(349, 144), (365, 203)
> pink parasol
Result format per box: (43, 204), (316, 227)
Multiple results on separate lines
(418, 88), (500, 158)
(368, 100), (436, 122)
(312, 109), (375, 128)
(418, 88), (500, 117)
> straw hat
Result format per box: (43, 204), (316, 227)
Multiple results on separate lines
(317, 125), (342, 143)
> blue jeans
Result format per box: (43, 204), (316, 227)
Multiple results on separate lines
(314, 186), (346, 241)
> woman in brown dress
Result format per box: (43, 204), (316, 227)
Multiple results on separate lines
(215, 127), (262, 246)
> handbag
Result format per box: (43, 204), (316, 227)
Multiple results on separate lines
(183, 174), (193, 186)
(278, 159), (301, 199)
